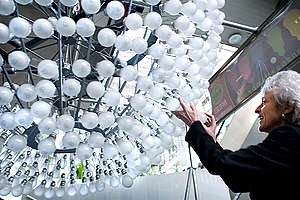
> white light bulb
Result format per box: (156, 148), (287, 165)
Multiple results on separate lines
(81, 112), (98, 129)
(214, 24), (224, 34)
(110, 176), (120, 187)
(17, 83), (37, 102)
(167, 33), (183, 48)
(0, 0), (15, 16)
(156, 113), (169, 126)
(174, 15), (190, 31)
(197, 17), (213, 32)
(15, 109), (33, 127)
(0, 86), (13, 105)
(8, 51), (30, 70)
(207, 49), (218, 62)
(130, 94), (147, 111)
(142, 136), (161, 150)
(98, 112), (115, 129)
(217, 0), (225, 8)
(125, 13), (143, 30)
(164, 0), (182, 15)
(38, 137), (56, 155)
(158, 55), (174, 71)
(88, 132), (105, 148)
(96, 180), (105, 192)
(38, 117), (56, 135)
(35, 80), (56, 98)
(207, 9), (220, 21)
(103, 142), (118, 159)
(33, 18), (54, 39)
(0, 23), (10, 44)
(106, 1), (125, 20)
(172, 45), (188, 57)
(115, 34), (132, 51)
(194, 0), (207, 10)
(145, 0), (160, 5)
(140, 102), (154, 117)
(31, 100), (51, 118)
(56, 17), (76, 36)
(76, 18), (95, 37)
(103, 90), (120, 106)
(181, 1), (197, 17)
(117, 139), (133, 155)
(144, 12), (162, 30)
(76, 143), (92, 160)
(44, 187), (55, 199)
(62, 79), (81, 97)
(61, 0), (78, 7)
(89, 182), (96, 193)
(174, 56), (190, 71)
(9, 17), (31, 38)
(66, 185), (77, 196)
(0, 112), (17, 130)
(79, 184), (88, 196)
(96, 60), (115, 77)
(55, 187), (65, 197)
(189, 37), (204, 49)
(183, 22), (196, 36)
(62, 132), (80, 148)
(191, 9), (205, 24)
(72, 59), (91, 78)
(86, 81), (105, 99)
(35, 0), (53, 6)
(165, 97), (180, 111)
(136, 76), (153, 91)
(81, 0), (100, 14)
(38, 59), (59, 79)
(148, 43), (166, 59)
(155, 25), (172, 41)
(149, 85), (165, 100)
(57, 114), (74, 132)
(22, 182), (33, 195)
(131, 37), (147, 54)
(97, 28), (116, 47)
(117, 116), (133, 132)
(188, 49), (203, 61)
(206, 0), (218, 10)
(161, 122), (176, 135)
(7, 134), (27, 152)
(120, 65), (138, 81)
(160, 133), (173, 149)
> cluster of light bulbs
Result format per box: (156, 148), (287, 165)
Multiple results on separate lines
(0, 0), (225, 198)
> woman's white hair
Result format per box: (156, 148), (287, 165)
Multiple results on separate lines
(262, 70), (300, 125)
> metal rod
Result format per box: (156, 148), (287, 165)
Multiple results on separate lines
(25, 48), (46, 60)
(216, 119), (226, 138)
(57, 0), (64, 115)
(191, 169), (198, 200)
(14, 1), (36, 87)
(1, 65), (24, 108)
(86, 15), (94, 62)
(223, 20), (257, 33)
(31, 42), (57, 52)
(184, 168), (192, 200)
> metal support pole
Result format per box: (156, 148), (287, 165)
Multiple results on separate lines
(183, 144), (199, 200)
(57, 0), (64, 115)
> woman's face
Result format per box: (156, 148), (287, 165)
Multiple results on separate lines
(255, 91), (285, 133)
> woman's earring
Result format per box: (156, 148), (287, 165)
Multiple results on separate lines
(281, 113), (286, 119)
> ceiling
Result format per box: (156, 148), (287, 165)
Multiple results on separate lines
(0, 0), (287, 58)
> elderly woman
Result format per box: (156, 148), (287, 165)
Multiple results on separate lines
(172, 70), (300, 200)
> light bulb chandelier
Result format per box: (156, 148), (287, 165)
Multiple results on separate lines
(0, 0), (225, 198)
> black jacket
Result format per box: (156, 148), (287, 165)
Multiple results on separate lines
(185, 121), (300, 200)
